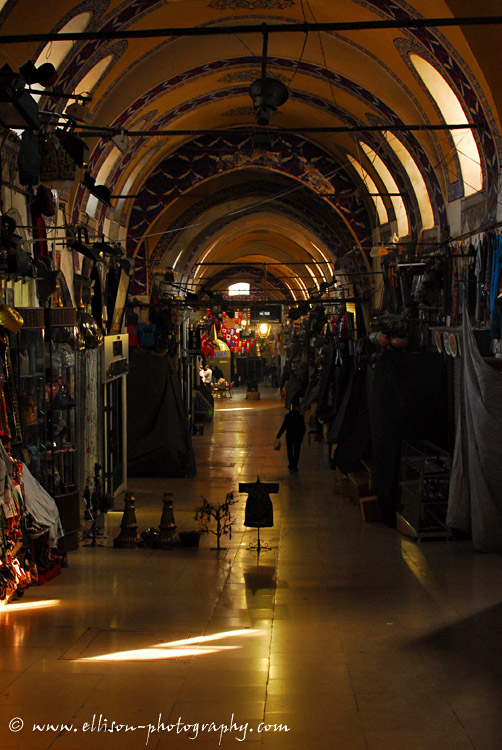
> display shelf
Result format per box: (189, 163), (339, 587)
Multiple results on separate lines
(9, 308), (47, 484)
(397, 439), (452, 541)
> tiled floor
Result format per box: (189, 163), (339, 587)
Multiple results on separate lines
(1, 387), (502, 749)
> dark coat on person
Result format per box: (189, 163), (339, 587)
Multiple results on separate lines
(276, 409), (306, 440)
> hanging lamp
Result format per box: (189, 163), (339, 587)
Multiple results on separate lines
(249, 24), (288, 126)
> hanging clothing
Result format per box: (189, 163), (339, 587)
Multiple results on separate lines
(489, 234), (502, 339)
(127, 323), (140, 349)
(138, 322), (156, 348)
(20, 463), (63, 547)
(0, 441), (15, 519)
(239, 477), (278, 528)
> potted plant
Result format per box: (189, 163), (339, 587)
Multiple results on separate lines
(194, 492), (237, 551)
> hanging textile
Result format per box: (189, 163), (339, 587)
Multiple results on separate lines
(331, 360), (371, 474)
(369, 349), (447, 526)
(447, 312), (502, 551)
(127, 352), (196, 477)
(82, 349), (100, 483)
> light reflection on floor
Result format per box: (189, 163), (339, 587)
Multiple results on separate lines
(78, 629), (264, 662)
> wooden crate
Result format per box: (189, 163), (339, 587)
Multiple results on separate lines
(359, 495), (383, 522)
(347, 469), (371, 502)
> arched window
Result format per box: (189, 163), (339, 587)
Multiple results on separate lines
(383, 132), (434, 230)
(359, 142), (409, 238)
(69, 55), (113, 100)
(228, 282), (250, 297)
(410, 54), (482, 196)
(347, 155), (389, 225)
(33, 12), (93, 101)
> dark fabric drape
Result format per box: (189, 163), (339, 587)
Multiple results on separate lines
(300, 371), (320, 414)
(317, 339), (335, 419)
(326, 360), (354, 445)
(127, 352), (196, 477)
(369, 350), (447, 526)
(331, 361), (371, 474)
(447, 312), (502, 551)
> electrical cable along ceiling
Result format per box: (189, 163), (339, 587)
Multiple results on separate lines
(1, 0), (501, 304)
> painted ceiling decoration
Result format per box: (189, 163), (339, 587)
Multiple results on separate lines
(1, 0), (502, 303)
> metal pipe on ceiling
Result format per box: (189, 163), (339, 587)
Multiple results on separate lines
(193, 261), (335, 266)
(1, 17), (502, 44)
(74, 123), (481, 138)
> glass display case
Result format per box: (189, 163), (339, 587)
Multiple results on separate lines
(9, 308), (46, 484)
(397, 439), (452, 540)
(44, 307), (80, 551)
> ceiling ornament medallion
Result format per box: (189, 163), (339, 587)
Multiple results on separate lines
(208, 0), (295, 8)
(221, 106), (256, 117)
(214, 151), (335, 198)
(220, 70), (288, 84)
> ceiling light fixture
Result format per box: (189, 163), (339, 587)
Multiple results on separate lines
(111, 129), (129, 153)
(249, 24), (288, 126)
(65, 101), (92, 123)
(19, 59), (58, 88)
(83, 172), (112, 207)
(56, 128), (89, 167)
(0, 63), (40, 129)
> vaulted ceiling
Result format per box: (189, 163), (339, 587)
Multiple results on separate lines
(1, 0), (501, 302)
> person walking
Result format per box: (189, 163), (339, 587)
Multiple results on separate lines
(276, 400), (306, 472)
(201, 363), (213, 395)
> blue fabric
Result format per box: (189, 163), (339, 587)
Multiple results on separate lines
(138, 322), (156, 348)
(490, 235), (502, 314)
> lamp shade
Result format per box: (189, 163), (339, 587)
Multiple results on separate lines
(65, 101), (92, 123)
(83, 172), (111, 207)
(258, 322), (271, 338)
(0, 64), (40, 129)
(249, 77), (288, 126)
(111, 130), (129, 152)
(19, 60), (58, 87)
(56, 129), (89, 168)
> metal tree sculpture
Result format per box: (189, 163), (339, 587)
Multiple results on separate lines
(194, 492), (237, 550)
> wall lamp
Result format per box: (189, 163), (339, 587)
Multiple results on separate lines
(258, 322), (271, 338)
(56, 128), (89, 167)
(83, 172), (112, 207)
(0, 63), (40, 129)
(19, 60), (58, 87)
(0, 60), (58, 130)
